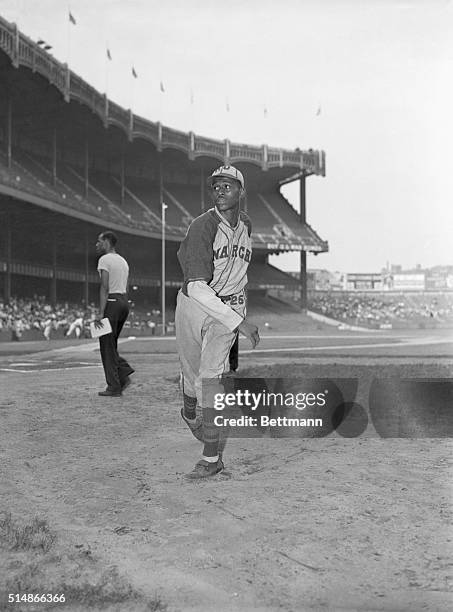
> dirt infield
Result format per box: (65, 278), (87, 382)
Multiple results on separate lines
(0, 336), (452, 611)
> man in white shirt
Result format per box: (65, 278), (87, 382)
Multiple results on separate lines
(94, 231), (134, 397)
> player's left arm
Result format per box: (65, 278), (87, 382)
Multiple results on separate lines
(187, 281), (243, 332)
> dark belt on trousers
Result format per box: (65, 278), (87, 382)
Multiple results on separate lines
(219, 294), (234, 303)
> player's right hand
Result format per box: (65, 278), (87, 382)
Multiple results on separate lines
(238, 320), (260, 349)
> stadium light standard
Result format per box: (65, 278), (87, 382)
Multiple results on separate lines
(161, 201), (168, 336)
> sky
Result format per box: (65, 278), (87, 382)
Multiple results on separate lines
(0, 0), (452, 273)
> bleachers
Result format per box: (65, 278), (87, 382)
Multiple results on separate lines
(0, 150), (101, 217)
(309, 291), (453, 329)
(261, 191), (301, 231)
(245, 193), (279, 236)
(118, 178), (161, 229)
(124, 178), (161, 219)
(125, 178), (187, 235)
(55, 162), (112, 217)
(259, 192), (326, 249)
(0, 146), (325, 253)
(247, 261), (298, 289)
(165, 184), (201, 219)
(88, 170), (151, 229)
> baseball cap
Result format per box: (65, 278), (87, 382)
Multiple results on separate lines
(208, 165), (244, 189)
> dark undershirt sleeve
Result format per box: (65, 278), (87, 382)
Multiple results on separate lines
(178, 213), (218, 295)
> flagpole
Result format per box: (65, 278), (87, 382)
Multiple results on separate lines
(131, 67), (138, 112)
(225, 97), (230, 140)
(67, 6), (71, 65)
(67, 7), (76, 66)
(159, 78), (165, 123)
(190, 87), (194, 133)
(105, 44), (110, 96)
(161, 201), (167, 337)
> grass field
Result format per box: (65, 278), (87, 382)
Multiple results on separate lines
(0, 326), (452, 611)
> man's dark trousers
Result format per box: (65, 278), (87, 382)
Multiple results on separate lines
(99, 294), (133, 392)
(229, 333), (239, 372)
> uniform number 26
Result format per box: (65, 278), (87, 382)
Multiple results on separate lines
(230, 294), (245, 306)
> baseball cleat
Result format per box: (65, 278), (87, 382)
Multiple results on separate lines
(180, 408), (204, 442)
(185, 459), (224, 480)
(98, 389), (122, 397)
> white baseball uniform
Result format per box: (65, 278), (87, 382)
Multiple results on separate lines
(176, 206), (252, 404)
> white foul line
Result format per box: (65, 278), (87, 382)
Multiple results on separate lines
(241, 336), (453, 354)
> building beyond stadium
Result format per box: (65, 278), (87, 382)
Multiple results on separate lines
(0, 16), (327, 313)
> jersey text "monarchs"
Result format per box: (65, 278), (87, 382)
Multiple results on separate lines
(213, 245), (251, 262)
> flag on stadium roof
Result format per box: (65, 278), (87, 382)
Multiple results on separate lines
(264, 105), (268, 118)
(107, 48), (112, 61)
(160, 80), (165, 93)
(69, 11), (77, 25)
(132, 66), (138, 78)
(316, 105), (321, 116)
(190, 88), (194, 105)
(226, 98), (230, 112)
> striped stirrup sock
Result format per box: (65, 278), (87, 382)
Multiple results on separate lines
(183, 393), (197, 421)
(202, 406), (219, 458)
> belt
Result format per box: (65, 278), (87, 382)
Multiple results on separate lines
(219, 292), (245, 303)
(219, 294), (234, 303)
(108, 293), (126, 298)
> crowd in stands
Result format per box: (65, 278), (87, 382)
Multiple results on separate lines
(0, 296), (164, 340)
(2, 292), (453, 340)
(309, 292), (453, 328)
(0, 296), (95, 340)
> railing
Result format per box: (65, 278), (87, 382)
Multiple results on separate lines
(11, 261), (53, 278)
(230, 144), (263, 163)
(133, 115), (159, 143)
(162, 126), (190, 151)
(0, 21), (14, 55)
(108, 100), (130, 131)
(0, 14), (326, 174)
(193, 135), (225, 159)
(267, 148), (282, 165)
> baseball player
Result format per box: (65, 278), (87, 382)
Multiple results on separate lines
(42, 315), (56, 341)
(66, 313), (84, 338)
(176, 165), (260, 479)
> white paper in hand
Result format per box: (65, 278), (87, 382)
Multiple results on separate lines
(90, 317), (112, 338)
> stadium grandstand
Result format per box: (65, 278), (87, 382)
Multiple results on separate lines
(308, 291), (453, 330)
(0, 15), (327, 337)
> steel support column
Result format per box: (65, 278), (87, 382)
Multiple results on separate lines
(4, 211), (11, 301)
(52, 128), (57, 186)
(6, 95), (12, 169)
(51, 235), (57, 306)
(84, 141), (89, 199)
(200, 167), (205, 213)
(120, 153), (125, 207)
(300, 173), (307, 310)
(84, 233), (89, 306)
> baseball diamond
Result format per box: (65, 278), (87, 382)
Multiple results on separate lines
(0, 7), (451, 612)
